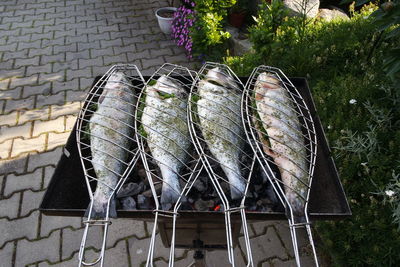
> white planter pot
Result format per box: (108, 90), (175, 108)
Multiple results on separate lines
(155, 7), (177, 35)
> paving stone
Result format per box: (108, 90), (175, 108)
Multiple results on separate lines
(0, 211), (39, 248)
(9, 76), (38, 89)
(79, 57), (103, 69)
(15, 229), (60, 267)
(273, 221), (309, 257)
(78, 41), (101, 51)
(32, 116), (64, 137)
(47, 131), (70, 150)
(104, 239), (130, 267)
(65, 115), (77, 131)
(36, 91), (66, 108)
(0, 111), (18, 126)
(40, 214), (82, 237)
(22, 83), (52, 98)
(90, 47), (114, 58)
(164, 54), (190, 64)
(53, 61), (78, 74)
(239, 227), (289, 264)
(205, 248), (245, 267)
(4, 96), (35, 113)
(251, 221), (275, 236)
(79, 77), (94, 91)
(40, 35), (64, 48)
(0, 78), (11, 90)
(0, 87), (22, 100)
(4, 168), (42, 196)
(28, 46), (52, 58)
(20, 189), (46, 217)
(100, 38), (123, 49)
(66, 50), (90, 61)
(0, 123), (32, 142)
(65, 90), (87, 103)
(0, 240), (14, 267)
(66, 68), (91, 80)
(0, 192), (20, 219)
(107, 219), (147, 248)
(18, 107), (50, 125)
(150, 47), (174, 58)
(0, 139), (12, 160)
(141, 57), (165, 70)
(41, 53), (66, 65)
(272, 256), (316, 267)
(11, 134), (46, 158)
(15, 56), (40, 68)
(103, 54), (128, 66)
(0, 156), (28, 176)
(61, 226), (102, 260)
(50, 102), (81, 119)
(26, 64), (52, 76)
(53, 44), (77, 54)
(127, 50), (150, 62)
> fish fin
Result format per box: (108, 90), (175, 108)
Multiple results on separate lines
(84, 198), (117, 219)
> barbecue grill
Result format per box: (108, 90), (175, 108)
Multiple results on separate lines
(39, 64), (351, 266)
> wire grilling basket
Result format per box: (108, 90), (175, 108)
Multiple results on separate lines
(76, 64), (145, 266)
(134, 63), (203, 267)
(188, 62), (256, 267)
(242, 65), (319, 267)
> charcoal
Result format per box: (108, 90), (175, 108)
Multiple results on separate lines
(117, 182), (145, 198)
(121, 197), (136, 210)
(142, 183), (162, 198)
(194, 199), (214, 211)
(193, 177), (207, 192)
(137, 194), (151, 210)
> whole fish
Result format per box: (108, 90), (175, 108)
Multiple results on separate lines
(89, 71), (136, 218)
(197, 67), (246, 199)
(254, 72), (308, 221)
(141, 75), (190, 209)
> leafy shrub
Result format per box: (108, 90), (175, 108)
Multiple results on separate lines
(225, 2), (400, 266)
(190, 0), (236, 60)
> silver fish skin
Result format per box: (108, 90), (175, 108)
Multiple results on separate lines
(254, 72), (308, 221)
(89, 71), (135, 218)
(142, 75), (190, 209)
(197, 67), (246, 199)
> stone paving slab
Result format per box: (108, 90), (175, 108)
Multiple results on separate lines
(0, 0), (318, 266)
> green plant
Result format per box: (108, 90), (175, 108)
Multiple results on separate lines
(226, 3), (400, 265)
(190, 0), (236, 60)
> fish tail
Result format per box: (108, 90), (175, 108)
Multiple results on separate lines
(225, 167), (246, 200)
(160, 166), (182, 209)
(85, 197), (117, 219)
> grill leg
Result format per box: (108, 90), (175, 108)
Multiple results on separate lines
(193, 250), (206, 267)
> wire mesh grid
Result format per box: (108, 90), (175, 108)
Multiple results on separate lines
(242, 65), (318, 267)
(133, 63), (203, 267)
(188, 62), (256, 267)
(75, 64), (145, 266)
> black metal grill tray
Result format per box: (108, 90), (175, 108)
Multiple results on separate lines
(39, 76), (351, 222)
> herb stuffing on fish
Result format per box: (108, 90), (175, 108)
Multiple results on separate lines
(88, 72), (136, 219)
(254, 72), (309, 221)
(197, 67), (246, 199)
(141, 75), (191, 210)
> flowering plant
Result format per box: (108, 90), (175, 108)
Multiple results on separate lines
(171, 0), (196, 58)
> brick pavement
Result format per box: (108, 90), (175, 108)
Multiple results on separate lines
(0, 0), (316, 266)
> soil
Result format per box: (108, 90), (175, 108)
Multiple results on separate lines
(158, 10), (174, 18)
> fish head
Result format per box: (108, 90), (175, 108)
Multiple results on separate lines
(150, 75), (187, 99)
(205, 67), (240, 92)
(257, 73), (281, 90)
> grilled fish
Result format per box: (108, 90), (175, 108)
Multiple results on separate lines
(197, 67), (246, 199)
(89, 72), (135, 218)
(142, 75), (190, 209)
(254, 72), (308, 221)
